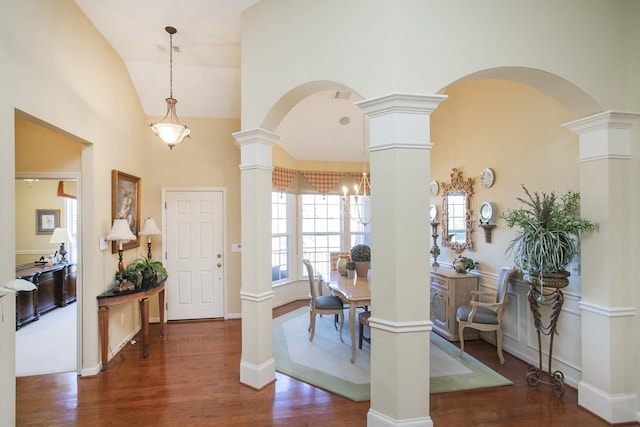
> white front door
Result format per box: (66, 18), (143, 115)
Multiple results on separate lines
(165, 190), (225, 320)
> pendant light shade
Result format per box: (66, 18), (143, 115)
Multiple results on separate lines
(149, 26), (191, 150)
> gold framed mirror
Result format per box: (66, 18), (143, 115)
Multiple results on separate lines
(441, 168), (474, 253)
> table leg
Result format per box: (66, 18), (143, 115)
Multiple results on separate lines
(98, 306), (109, 370)
(349, 302), (357, 363)
(158, 289), (165, 337)
(140, 298), (150, 358)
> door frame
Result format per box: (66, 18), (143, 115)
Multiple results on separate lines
(15, 172), (82, 375)
(161, 187), (228, 321)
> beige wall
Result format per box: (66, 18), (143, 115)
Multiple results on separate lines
(140, 116), (242, 315)
(15, 180), (68, 265)
(431, 79), (578, 278)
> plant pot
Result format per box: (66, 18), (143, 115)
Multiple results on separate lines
(354, 261), (369, 278)
(346, 269), (355, 279)
(524, 270), (570, 289)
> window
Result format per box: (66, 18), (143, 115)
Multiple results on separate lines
(271, 192), (290, 282)
(271, 192), (371, 285)
(300, 194), (343, 280)
(64, 196), (78, 263)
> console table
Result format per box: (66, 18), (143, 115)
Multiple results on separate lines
(96, 281), (165, 371)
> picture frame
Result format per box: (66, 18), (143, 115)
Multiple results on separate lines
(111, 170), (141, 254)
(36, 209), (60, 235)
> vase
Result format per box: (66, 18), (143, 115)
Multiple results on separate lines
(453, 256), (466, 274)
(336, 255), (349, 276)
(354, 261), (369, 278)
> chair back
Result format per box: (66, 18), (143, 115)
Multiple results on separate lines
(302, 259), (318, 303)
(495, 266), (516, 304)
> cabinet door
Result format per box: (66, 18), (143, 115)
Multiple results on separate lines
(431, 288), (449, 331)
(37, 270), (60, 314)
(57, 264), (77, 306)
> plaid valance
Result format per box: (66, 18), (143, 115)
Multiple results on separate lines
(272, 166), (368, 195)
(272, 166), (297, 193)
(301, 171), (345, 195)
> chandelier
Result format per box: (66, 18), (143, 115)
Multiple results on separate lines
(343, 118), (371, 226)
(149, 26), (191, 150)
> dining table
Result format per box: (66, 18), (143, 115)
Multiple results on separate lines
(328, 271), (371, 363)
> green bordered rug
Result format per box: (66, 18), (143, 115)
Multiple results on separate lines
(273, 307), (512, 402)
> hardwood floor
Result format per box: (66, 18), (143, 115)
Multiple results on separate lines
(16, 301), (612, 426)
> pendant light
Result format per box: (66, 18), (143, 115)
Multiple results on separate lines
(149, 26), (191, 150)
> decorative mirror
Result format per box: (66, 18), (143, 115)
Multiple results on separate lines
(441, 168), (474, 253)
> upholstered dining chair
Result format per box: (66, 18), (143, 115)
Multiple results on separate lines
(456, 266), (516, 364)
(358, 309), (371, 349)
(303, 259), (344, 342)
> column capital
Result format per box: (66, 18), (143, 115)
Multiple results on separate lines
(232, 128), (281, 170)
(563, 110), (640, 161)
(356, 93), (447, 151)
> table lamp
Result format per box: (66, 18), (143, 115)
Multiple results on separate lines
(138, 217), (161, 259)
(49, 227), (72, 263)
(106, 219), (136, 292)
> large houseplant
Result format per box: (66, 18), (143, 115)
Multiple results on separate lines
(501, 186), (597, 288)
(350, 244), (371, 277)
(121, 257), (168, 289)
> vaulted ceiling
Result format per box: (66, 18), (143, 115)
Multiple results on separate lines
(74, 0), (367, 162)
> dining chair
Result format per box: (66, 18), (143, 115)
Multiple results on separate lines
(358, 309), (371, 349)
(456, 266), (515, 364)
(303, 259), (344, 342)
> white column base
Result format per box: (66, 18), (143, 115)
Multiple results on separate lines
(240, 358), (276, 390)
(367, 409), (433, 427)
(578, 381), (638, 424)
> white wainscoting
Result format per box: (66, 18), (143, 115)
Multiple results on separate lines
(478, 273), (583, 389)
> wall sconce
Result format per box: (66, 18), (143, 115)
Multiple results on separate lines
(138, 217), (161, 260)
(106, 219), (136, 292)
(49, 227), (72, 263)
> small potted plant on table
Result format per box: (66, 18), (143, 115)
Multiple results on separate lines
(121, 257), (168, 289)
(350, 244), (371, 277)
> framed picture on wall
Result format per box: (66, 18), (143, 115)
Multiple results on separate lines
(36, 209), (60, 235)
(111, 170), (141, 254)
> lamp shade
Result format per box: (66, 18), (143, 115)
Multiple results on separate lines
(106, 219), (136, 242)
(49, 227), (72, 244)
(139, 217), (161, 236)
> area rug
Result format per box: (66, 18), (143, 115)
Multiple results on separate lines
(273, 307), (512, 402)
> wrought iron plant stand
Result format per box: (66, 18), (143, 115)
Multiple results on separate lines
(526, 282), (566, 397)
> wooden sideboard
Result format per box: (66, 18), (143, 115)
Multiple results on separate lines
(430, 266), (478, 341)
(15, 263), (77, 329)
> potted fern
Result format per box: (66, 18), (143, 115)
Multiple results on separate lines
(121, 257), (168, 289)
(350, 244), (371, 277)
(501, 185), (597, 289)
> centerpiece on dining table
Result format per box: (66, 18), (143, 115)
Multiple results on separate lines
(350, 244), (371, 277)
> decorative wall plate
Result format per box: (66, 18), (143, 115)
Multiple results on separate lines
(429, 204), (438, 221)
(430, 180), (439, 196)
(480, 168), (495, 188)
(479, 201), (494, 223)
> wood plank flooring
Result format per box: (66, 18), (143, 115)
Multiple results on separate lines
(16, 301), (613, 426)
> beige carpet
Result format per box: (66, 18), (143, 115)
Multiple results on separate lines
(273, 307), (512, 401)
(16, 304), (77, 376)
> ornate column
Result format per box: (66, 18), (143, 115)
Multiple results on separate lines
(233, 128), (280, 390)
(563, 111), (640, 424)
(357, 93), (447, 427)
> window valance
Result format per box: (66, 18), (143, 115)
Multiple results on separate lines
(273, 166), (366, 195)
